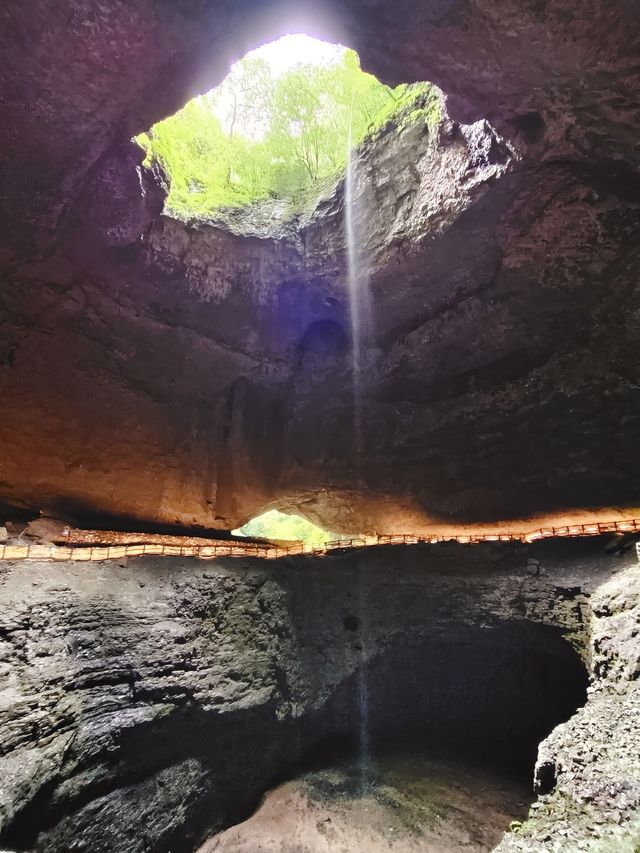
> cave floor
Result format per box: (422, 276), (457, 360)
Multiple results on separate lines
(199, 753), (532, 852)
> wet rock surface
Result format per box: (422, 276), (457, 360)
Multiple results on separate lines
(0, 0), (638, 254)
(200, 755), (531, 852)
(0, 537), (637, 851)
(0, 3), (638, 850)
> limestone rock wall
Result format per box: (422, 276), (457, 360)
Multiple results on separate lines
(0, 538), (638, 851)
(1, 1), (638, 256)
(498, 557), (640, 852)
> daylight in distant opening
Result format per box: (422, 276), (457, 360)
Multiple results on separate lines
(136, 34), (438, 216)
(233, 509), (341, 547)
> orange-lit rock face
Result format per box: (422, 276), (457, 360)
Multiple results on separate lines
(0, 1), (639, 532)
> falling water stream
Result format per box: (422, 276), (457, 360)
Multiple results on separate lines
(345, 94), (372, 795)
(345, 93), (372, 469)
(356, 564), (371, 795)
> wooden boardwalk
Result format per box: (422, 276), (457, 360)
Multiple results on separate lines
(0, 519), (638, 563)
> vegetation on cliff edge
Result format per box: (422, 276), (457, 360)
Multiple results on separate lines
(136, 41), (438, 217)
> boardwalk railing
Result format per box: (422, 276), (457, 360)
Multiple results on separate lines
(0, 519), (638, 563)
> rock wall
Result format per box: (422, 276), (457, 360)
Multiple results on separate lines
(1, 107), (638, 531)
(0, 1), (639, 531)
(0, 537), (638, 851)
(1, 0), (638, 256)
(498, 553), (640, 852)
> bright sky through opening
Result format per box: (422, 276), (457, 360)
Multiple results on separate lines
(236, 34), (345, 78)
(213, 34), (346, 140)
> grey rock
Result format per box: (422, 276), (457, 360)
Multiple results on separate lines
(0, 538), (637, 851)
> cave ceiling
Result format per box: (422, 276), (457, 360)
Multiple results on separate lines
(0, 0), (638, 533)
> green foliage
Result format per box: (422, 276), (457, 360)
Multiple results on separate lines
(366, 82), (442, 139)
(233, 510), (339, 547)
(136, 47), (437, 218)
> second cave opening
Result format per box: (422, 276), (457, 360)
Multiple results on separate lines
(198, 599), (590, 852)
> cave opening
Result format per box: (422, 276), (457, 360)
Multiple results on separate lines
(302, 621), (588, 777)
(200, 617), (589, 851)
(2, 0), (639, 849)
(135, 33), (438, 222)
(233, 507), (342, 547)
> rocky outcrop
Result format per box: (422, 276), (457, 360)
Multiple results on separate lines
(499, 558), (640, 852)
(0, 1), (639, 532)
(0, 5), (637, 850)
(0, 537), (638, 851)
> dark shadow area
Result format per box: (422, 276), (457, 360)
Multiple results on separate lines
(1, 610), (587, 853)
(301, 619), (588, 780)
(299, 319), (349, 356)
(0, 499), (242, 541)
(1, 702), (304, 853)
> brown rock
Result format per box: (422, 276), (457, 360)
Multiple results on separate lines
(23, 517), (69, 544)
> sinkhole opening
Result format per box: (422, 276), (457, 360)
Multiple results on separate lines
(135, 34), (439, 219)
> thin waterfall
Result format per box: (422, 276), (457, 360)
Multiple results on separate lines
(344, 93), (373, 470)
(356, 562), (371, 795)
(346, 99), (372, 793)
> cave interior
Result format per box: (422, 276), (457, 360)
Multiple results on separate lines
(0, 0), (639, 851)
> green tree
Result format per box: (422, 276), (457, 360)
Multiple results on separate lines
(136, 46), (437, 217)
(265, 50), (397, 197)
(234, 509), (339, 547)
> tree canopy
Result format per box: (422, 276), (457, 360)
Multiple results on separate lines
(136, 46), (437, 217)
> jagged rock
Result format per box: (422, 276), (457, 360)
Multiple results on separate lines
(65, 140), (168, 247)
(0, 9), (638, 846)
(23, 517), (69, 544)
(497, 560), (640, 852)
(0, 108), (638, 531)
(1, 0), (638, 255)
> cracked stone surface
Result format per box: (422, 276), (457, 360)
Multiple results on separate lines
(497, 559), (640, 852)
(0, 4), (638, 850)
